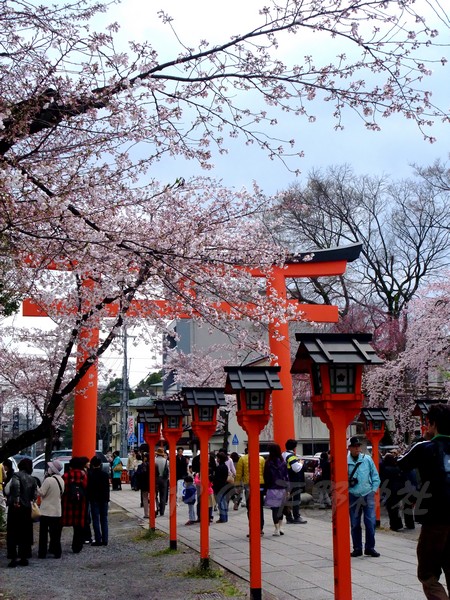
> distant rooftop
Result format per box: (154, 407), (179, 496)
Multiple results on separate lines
(110, 396), (156, 409)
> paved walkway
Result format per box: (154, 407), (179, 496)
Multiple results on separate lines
(111, 485), (425, 600)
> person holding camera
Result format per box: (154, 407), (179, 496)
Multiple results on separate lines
(347, 436), (381, 558)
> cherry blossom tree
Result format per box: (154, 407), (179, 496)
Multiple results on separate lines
(272, 164), (450, 438)
(271, 165), (450, 354)
(0, 181), (290, 460)
(1, 0), (450, 459)
(364, 278), (450, 444)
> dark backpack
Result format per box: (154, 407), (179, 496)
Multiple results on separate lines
(69, 481), (85, 503)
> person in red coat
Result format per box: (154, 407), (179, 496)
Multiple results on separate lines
(62, 457), (88, 553)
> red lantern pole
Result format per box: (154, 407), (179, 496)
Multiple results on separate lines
(143, 432), (160, 531)
(161, 429), (182, 550)
(191, 423), (216, 569)
(224, 366), (282, 600)
(237, 403), (270, 600)
(181, 387), (226, 571)
(326, 407), (357, 600)
(313, 378), (365, 599)
(292, 334), (383, 600)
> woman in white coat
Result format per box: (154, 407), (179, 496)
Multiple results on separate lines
(37, 460), (65, 559)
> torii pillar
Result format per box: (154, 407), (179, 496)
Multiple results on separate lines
(262, 243), (363, 444)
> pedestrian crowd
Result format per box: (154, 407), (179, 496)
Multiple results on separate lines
(3, 402), (450, 600)
(133, 441), (310, 536)
(2, 454), (109, 568)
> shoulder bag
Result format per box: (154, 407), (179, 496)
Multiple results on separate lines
(53, 475), (63, 496)
(348, 461), (362, 488)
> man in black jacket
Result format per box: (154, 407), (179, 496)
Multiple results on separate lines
(398, 403), (450, 599)
(175, 447), (189, 503)
(87, 455), (110, 546)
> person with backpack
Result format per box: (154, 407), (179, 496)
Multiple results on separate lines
(62, 456), (88, 553)
(154, 448), (169, 517)
(37, 460), (65, 559)
(397, 403), (450, 599)
(379, 452), (413, 531)
(5, 458), (37, 568)
(282, 439), (307, 524)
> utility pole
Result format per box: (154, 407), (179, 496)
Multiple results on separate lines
(120, 324), (130, 458)
(220, 408), (230, 452)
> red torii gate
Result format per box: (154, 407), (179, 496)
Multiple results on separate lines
(23, 243), (362, 458)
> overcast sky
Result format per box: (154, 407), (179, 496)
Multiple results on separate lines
(106, 0), (450, 194)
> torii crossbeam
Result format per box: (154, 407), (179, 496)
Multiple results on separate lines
(23, 243), (362, 457)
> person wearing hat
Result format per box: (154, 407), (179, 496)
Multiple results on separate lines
(155, 447), (169, 517)
(347, 436), (381, 558)
(37, 460), (65, 559)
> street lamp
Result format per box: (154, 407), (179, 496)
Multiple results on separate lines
(224, 365), (282, 600)
(136, 408), (162, 531)
(291, 333), (383, 600)
(182, 387), (226, 570)
(358, 407), (389, 527)
(154, 399), (190, 550)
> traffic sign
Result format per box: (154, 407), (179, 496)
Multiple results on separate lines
(128, 433), (137, 444)
(231, 434), (239, 445)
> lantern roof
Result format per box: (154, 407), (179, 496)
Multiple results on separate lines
(223, 366), (282, 393)
(412, 398), (444, 417)
(182, 387), (226, 408)
(136, 408), (161, 425)
(359, 407), (389, 423)
(154, 398), (190, 418)
(291, 333), (383, 373)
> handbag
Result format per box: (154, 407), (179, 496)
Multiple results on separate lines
(227, 471), (235, 484)
(113, 462), (123, 472)
(313, 465), (323, 484)
(31, 501), (41, 522)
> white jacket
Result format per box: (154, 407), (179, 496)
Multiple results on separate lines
(38, 474), (65, 517)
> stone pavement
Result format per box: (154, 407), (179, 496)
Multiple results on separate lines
(111, 485), (426, 600)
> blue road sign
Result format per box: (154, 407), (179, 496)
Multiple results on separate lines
(231, 434), (239, 445)
(128, 433), (137, 444)
(138, 423), (144, 446)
